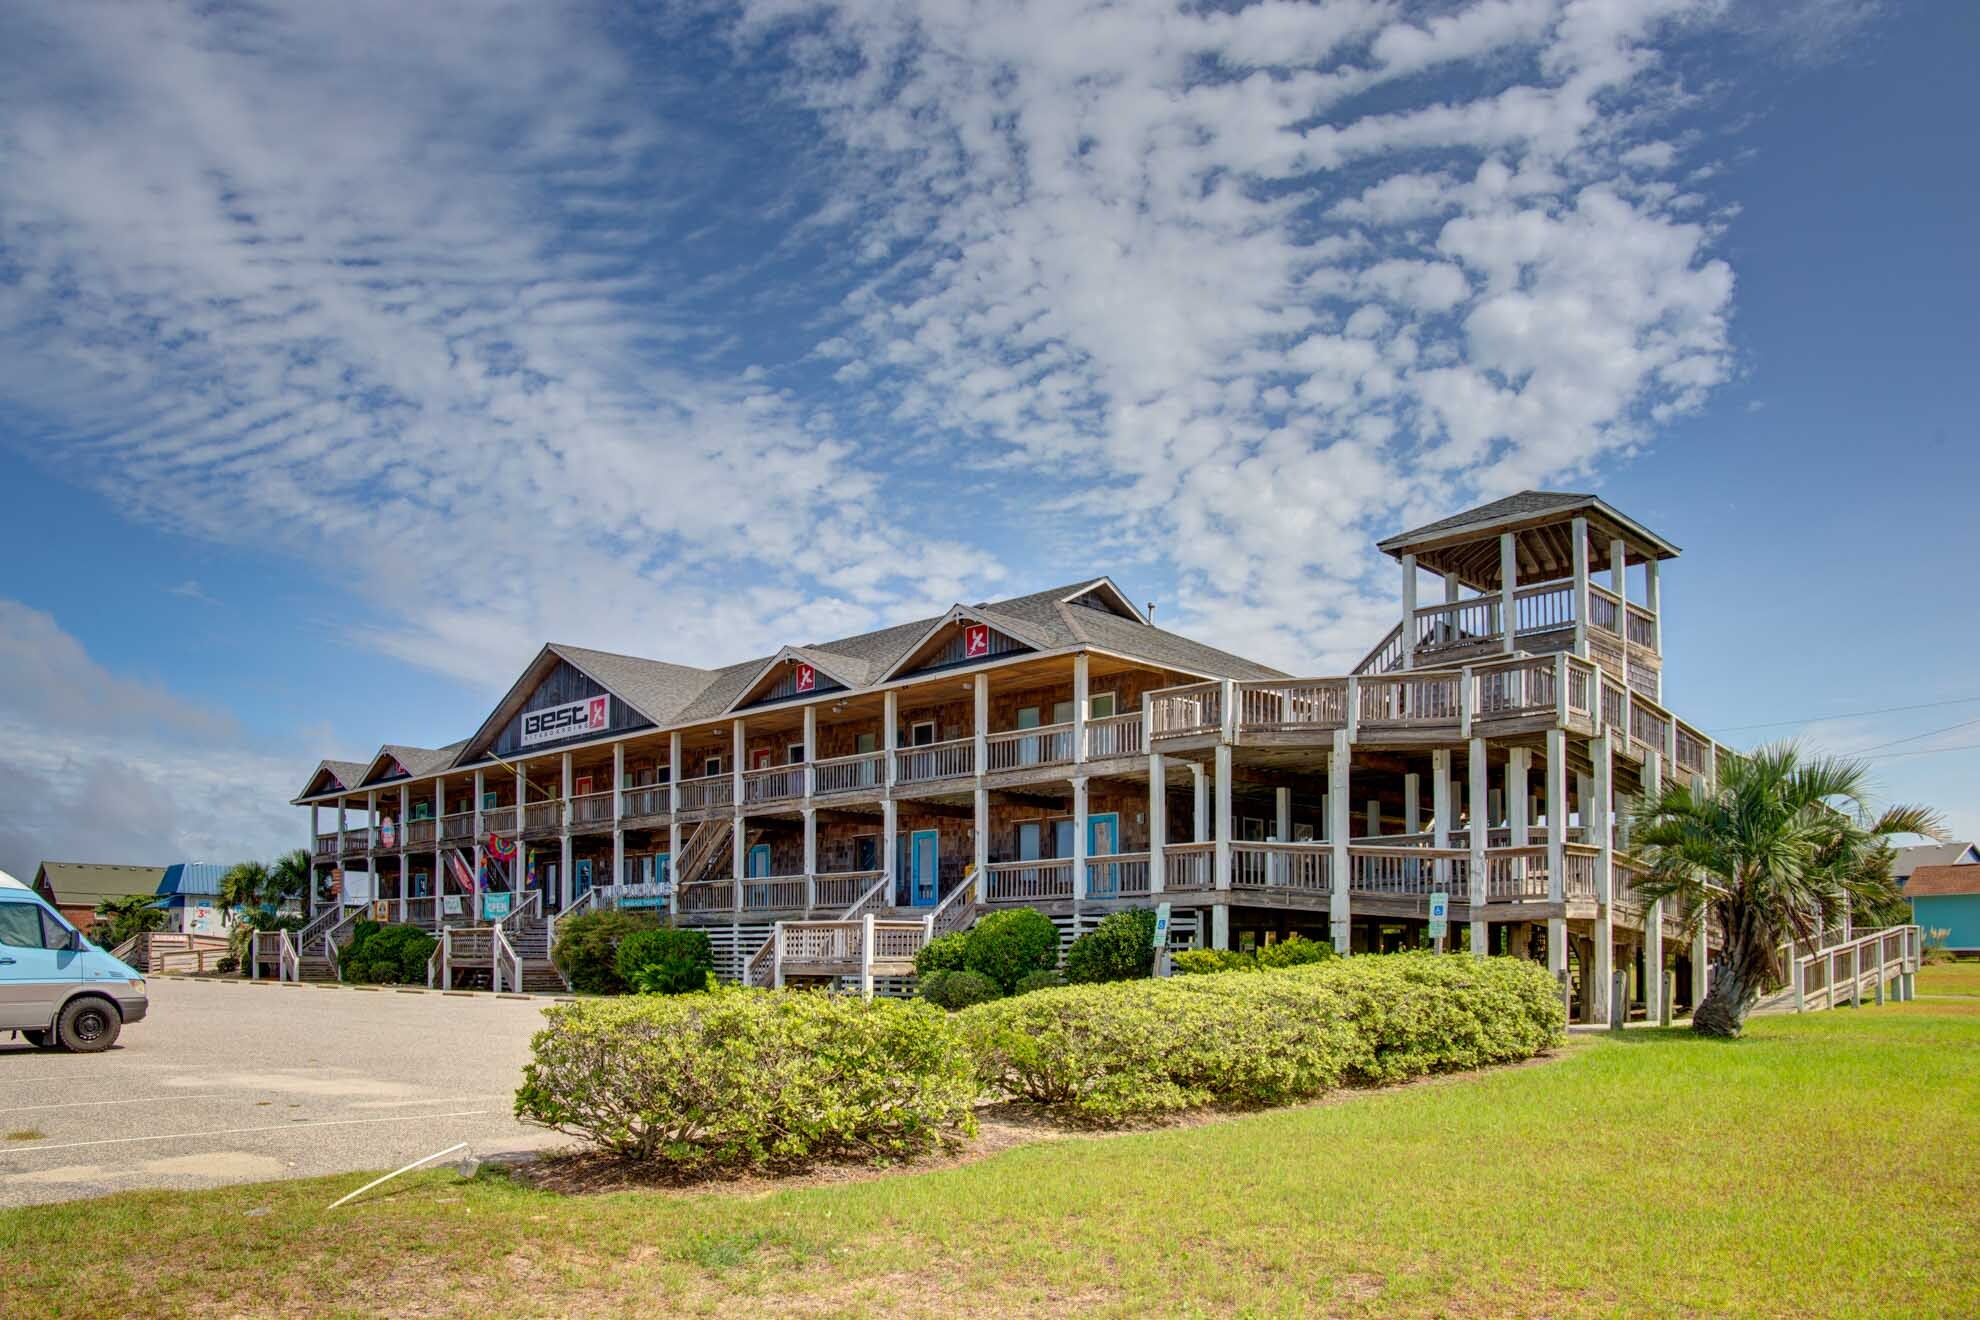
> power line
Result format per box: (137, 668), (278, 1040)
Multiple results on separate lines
(1846, 716), (1980, 757)
(1860, 741), (1980, 762)
(1709, 694), (1980, 734)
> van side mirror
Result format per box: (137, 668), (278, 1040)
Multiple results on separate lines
(68, 928), (87, 952)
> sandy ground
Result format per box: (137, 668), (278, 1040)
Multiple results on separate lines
(0, 976), (571, 1208)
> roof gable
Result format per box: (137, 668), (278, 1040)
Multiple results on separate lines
(726, 646), (861, 712)
(877, 606), (1047, 682)
(33, 862), (169, 905)
(295, 759), (368, 802)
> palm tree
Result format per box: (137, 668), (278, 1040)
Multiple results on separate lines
(1630, 741), (1942, 1038)
(268, 848), (312, 907)
(219, 859), (274, 912)
(94, 893), (167, 947)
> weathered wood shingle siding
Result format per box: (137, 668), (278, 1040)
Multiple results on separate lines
(493, 660), (654, 758)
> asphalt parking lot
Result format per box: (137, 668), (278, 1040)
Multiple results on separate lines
(0, 977), (571, 1208)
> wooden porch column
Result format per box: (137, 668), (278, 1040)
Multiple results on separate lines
(1610, 536), (1629, 691)
(1642, 748), (1665, 1021)
(1403, 773), (1420, 835)
(1645, 556), (1662, 653)
(1276, 787), (1292, 841)
(973, 784), (989, 903)
(1212, 744), (1233, 895)
(667, 732), (682, 896)
(1499, 531), (1518, 654)
(336, 801), (346, 865)
(307, 804), (319, 919)
(1571, 515), (1590, 656)
(1072, 652), (1090, 763)
(883, 690), (899, 788)
(1072, 776), (1090, 905)
(612, 743), (625, 906)
(559, 753), (574, 913)
(731, 720), (745, 910)
(803, 703), (817, 795)
(883, 690), (899, 906)
(513, 762), (526, 899)
(1329, 731), (1351, 953)
(1148, 747), (1167, 896)
(471, 769), (485, 891)
(973, 672), (988, 776)
(398, 784), (410, 922)
(1468, 738), (1488, 956)
(1400, 552), (1418, 670)
(1592, 734), (1615, 1025)
(802, 807), (817, 912)
(1507, 747), (1531, 843)
(1191, 762), (1208, 842)
(1545, 729), (1568, 978)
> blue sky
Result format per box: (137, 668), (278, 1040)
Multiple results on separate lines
(1, 0), (1975, 875)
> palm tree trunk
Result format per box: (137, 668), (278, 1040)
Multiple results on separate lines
(1693, 923), (1770, 1038)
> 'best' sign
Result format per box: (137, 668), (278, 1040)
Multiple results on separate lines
(521, 695), (609, 748)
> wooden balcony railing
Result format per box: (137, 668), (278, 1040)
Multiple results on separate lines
(1084, 852), (1151, 899)
(985, 724), (1072, 772)
(1356, 576), (1656, 676)
(523, 801), (561, 834)
(1358, 671), (1463, 726)
(743, 765), (805, 806)
(1230, 842), (1331, 894)
(1163, 841), (1213, 891)
(1482, 846), (1549, 900)
(620, 785), (669, 819)
(481, 805), (515, 835)
(1234, 679), (1347, 733)
(438, 811), (475, 843)
(570, 791), (615, 826)
(1345, 846), (1467, 896)
(314, 834), (339, 859)
(405, 818), (436, 848)
(813, 751), (884, 796)
(1471, 656), (1558, 720)
(813, 869), (885, 910)
(984, 859), (1073, 901)
(676, 880), (734, 913)
(740, 874), (807, 911)
(676, 773), (733, 813)
(1562, 844), (1599, 900)
(1148, 681), (1223, 738)
(1084, 712), (1144, 759)
(895, 737), (974, 785)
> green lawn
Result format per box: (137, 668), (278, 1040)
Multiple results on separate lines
(4, 1000), (1976, 1318)
(1919, 960), (1980, 996)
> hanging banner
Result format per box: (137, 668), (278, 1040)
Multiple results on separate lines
(481, 891), (513, 921)
(963, 623), (990, 658)
(521, 694), (609, 748)
(794, 662), (816, 693)
(379, 818), (397, 848)
(486, 833), (518, 862)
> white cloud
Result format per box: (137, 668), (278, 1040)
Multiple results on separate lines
(0, 601), (301, 879)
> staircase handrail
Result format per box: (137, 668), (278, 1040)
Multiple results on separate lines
(745, 934), (777, 989)
(928, 870), (977, 937)
(840, 872), (895, 920)
(1790, 924), (1918, 1011)
(278, 928), (301, 983)
(490, 922), (520, 994)
(1352, 619), (1406, 676)
(548, 885), (602, 943)
(500, 887), (544, 929)
(321, 905), (367, 980)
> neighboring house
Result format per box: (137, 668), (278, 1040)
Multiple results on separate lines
(31, 862), (168, 930)
(157, 863), (236, 935)
(1904, 865), (1980, 953)
(1893, 840), (1979, 889)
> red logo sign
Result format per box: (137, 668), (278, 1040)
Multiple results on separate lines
(794, 663), (816, 693)
(587, 695), (607, 727)
(964, 623), (990, 658)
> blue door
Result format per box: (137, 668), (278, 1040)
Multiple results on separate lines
(911, 830), (940, 907)
(0, 895), (79, 1030)
(747, 844), (771, 878)
(1086, 813), (1120, 896)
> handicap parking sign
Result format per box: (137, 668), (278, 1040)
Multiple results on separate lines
(1428, 891), (1449, 940)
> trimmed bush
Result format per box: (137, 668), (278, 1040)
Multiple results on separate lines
(1015, 969), (1064, 995)
(914, 930), (970, 977)
(1063, 908), (1157, 984)
(958, 953), (1563, 1122)
(1173, 936), (1335, 975)
(963, 908), (1060, 992)
(616, 927), (715, 995)
(553, 909), (658, 995)
(340, 921), (435, 985)
(514, 988), (978, 1168)
(920, 968), (1003, 1010)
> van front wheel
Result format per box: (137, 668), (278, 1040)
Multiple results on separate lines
(56, 997), (121, 1052)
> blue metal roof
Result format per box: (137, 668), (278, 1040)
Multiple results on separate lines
(157, 862), (229, 897)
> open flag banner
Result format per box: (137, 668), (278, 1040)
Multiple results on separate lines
(486, 833), (518, 862)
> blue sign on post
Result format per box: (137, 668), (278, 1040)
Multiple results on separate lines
(1428, 891), (1450, 941)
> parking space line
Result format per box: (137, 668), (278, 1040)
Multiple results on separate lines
(2, 1109), (503, 1155)
(0, 1093), (229, 1113)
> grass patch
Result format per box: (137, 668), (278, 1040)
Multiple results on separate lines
(1, 1000), (1975, 1316)
(1919, 961), (1980, 996)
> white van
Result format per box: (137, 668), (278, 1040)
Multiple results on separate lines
(0, 870), (148, 1052)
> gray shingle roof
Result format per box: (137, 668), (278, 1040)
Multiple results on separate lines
(1380, 491), (1596, 548)
(552, 644), (720, 725)
(1895, 841), (1979, 880)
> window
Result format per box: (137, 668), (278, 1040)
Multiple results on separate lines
(1089, 692), (1117, 719)
(748, 748), (772, 771)
(1016, 705), (1040, 730)
(1051, 818), (1075, 858)
(855, 732), (877, 755)
(1016, 821), (1042, 861)
(1242, 817), (1266, 842)
(704, 755), (724, 777)
(1051, 700), (1073, 724)
(0, 901), (67, 950)
(911, 720), (936, 746)
(788, 743), (806, 765)
(657, 764), (672, 785)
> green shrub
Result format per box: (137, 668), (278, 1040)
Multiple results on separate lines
(1015, 969), (1064, 995)
(552, 909), (658, 995)
(914, 930), (971, 977)
(963, 908), (1059, 992)
(1063, 909), (1157, 984)
(340, 921), (436, 985)
(1171, 947), (1251, 975)
(514, 989), (978, 1168)
(616, 927), (715, 995)
(1254, 935), (1336, 969)
(920, 968), (1003, 1010)
(958, 953), (1563, 1122)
